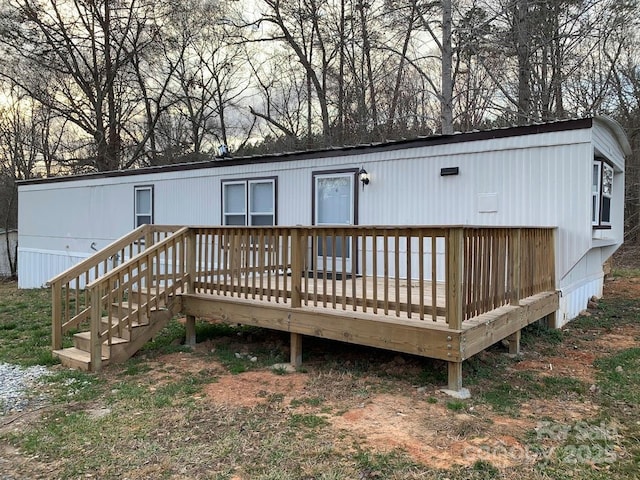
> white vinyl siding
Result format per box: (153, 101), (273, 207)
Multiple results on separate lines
(134, 186), (153, 228)
(222, 179), (275, 226)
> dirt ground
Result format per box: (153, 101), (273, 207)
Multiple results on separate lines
(140, 275), (639, 470)
(1, 274), (638, 476)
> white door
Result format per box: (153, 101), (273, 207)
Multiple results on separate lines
(314, 172), (355, 273)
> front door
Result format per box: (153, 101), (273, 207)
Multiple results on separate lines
(313, 172), (356, 273)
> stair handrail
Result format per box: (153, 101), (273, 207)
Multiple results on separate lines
(49, 224), (182, 350)
(85, 227), (191, 370)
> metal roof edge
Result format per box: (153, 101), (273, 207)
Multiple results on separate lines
(593, 116), (632, 156)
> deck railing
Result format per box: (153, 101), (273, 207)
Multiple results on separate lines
(48, 224), (181, 350)
(50, 225), (556, 363)
(84, 227), (191, 369)
(461, 228), (555, 320)
(186, 225), (555, 328)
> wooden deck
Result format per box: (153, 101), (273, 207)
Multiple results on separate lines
(179, 288), (558, 362)
(49, 224), (558, 391)
(193, 274), (448, 322)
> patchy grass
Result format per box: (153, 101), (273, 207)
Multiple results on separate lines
(0, 282), (59, 366)
(611, 267), (640, 278)
(139, 318), (189, 354)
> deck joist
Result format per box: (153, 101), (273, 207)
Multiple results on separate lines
(179, 290), (559, 363)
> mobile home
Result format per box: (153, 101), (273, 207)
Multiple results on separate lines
(17, 117), (630, 388)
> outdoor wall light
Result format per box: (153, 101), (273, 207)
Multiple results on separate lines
(359, 167), (370, 189)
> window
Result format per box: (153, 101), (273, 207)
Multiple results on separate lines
(222, 178), (276, 226)
(134, 186), (153, 228)
(592, 160), (613, 228)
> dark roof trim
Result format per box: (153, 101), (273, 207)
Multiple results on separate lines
(19, 118), (593, 186)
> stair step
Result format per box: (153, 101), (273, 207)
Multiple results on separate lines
(127, 288), (169, 305)
(73, 331), (128, 356)
(53, 347), (109, 371)
(100, 317), (148, 340)
(109, 303), (164, 325)
(131, 287), (166, 295)
(111, 302), (142, 314)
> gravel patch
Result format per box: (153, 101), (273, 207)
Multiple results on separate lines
(0, 363), (51, 416)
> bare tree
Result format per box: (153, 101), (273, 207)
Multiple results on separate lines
(0, 0), (164, 171)
(0, 94), (42, 276)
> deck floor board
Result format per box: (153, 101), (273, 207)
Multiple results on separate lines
(194, 273), (449, 322)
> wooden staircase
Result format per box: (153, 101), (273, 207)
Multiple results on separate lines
(53, 289), (180, 371)
(48, 225), (190, 372)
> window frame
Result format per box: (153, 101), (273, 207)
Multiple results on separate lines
(592, 159), (613, 230)
(134, 185), (154, 228)
(221, 177), (277, 226)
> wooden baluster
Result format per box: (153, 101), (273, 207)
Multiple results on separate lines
(431, 236), (438, 322)
(394, 229), (400, 317)
(303, 231), (309, 306)
(332, 229), (337, 309)
(312, 230), (318, 306)
(372, 230), (378, 314)
(291, 229), (302, 308)
(283, 229), (289, 303)
(510, 230), (521, 306)
(419, 231), (424, 320)
(361, 231), (367, 313)
(322, 230), (327, 308)
(216, 230), (223, 295)
(127, 264), (133, 332)
(406, 231), (412, 319)
(90, 285), (102, 371)
(383, 231), (389, 315)
(243, 230), (249, 299)
(341, 230), (347, 311)
(65, 284), (70, 327)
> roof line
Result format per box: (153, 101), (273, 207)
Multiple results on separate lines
(594, 116), (632, 156)
(18, 118), (594, 186)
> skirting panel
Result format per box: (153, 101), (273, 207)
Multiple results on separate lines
(18, 248), (89, 289)
(557, 275), (604, 327)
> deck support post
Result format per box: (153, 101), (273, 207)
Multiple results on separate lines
(447, 361), (463, 392)
(544, 312), (559, 329)
(290, 332), (302, 368)
(507, 330), (521, 355)
(444, 228), (467, 396)
(185, 229), (197, 347)
(144, 225), (154, 251)
(90, 286), (102, 372)
(185, 315), (196, 347)
(52, 282), (62, 350)
(446, 228), (464, 330)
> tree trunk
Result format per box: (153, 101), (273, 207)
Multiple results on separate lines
(515, 0), (532, 125)
(337, 0), (345, 144)
(357, 1), (378, 135)
(3, 188), (17, 277)
(104, 0), (119, 171)
(388, 0), (418, 136)
(441, 0), (453, 134)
